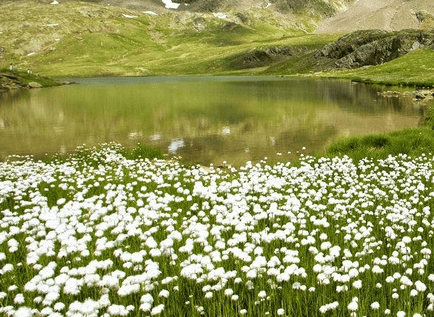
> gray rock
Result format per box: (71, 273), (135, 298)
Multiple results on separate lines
(412, 41), (421, 50)
(222, 22), (239, 31)
(235, 12), (249, 24)
(412, 89), (434, 100)
(193, 17), (206, 31)
(28, 82), (42, 88)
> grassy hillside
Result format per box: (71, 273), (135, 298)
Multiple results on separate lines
(319, 49), (434, 87)
(0, 1), (343, 77)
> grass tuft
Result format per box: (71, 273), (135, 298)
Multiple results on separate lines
(325, 128), (434, 161)
(121, 142), (165, 160)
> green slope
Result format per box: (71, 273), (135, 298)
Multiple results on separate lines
(0, 1), (334, 77)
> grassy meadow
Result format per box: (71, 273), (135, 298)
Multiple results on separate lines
(2, 143), (434, 316)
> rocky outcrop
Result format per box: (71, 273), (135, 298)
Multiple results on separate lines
(0, 73), (46, 92)
(317, 30), (390, 59)
(316, 0), (434, 34)
(229, 46), (305, 69)
(0, 73), (29, 92)
(316, 29), (434, 69)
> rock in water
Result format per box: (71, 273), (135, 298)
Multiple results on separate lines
(28, 82), (43, 88)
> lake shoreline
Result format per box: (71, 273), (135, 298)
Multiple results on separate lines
(0, 69), (62, 92)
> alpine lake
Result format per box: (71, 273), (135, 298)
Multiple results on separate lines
(0, 76), (426, 166)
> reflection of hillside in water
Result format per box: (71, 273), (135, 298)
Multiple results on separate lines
(314, 80), (422, 115)
(149, 121), (338, 166)
(0, 77), (424, 165)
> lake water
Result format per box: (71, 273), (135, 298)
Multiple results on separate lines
(0, 76), (425, 166)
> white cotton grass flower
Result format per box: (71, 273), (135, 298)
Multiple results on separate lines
(53, 302), (65, 311)
(2, 263), (14, 273)
(14, 293), (25, 304)
(205, 292), (213, 299)
(258, 290), (267, 298)
(410, 289), (418, 297)
(415, 281), (427, 292)
(151, 304), (164, 315)
(352, 280), (362, 289)
(319, 302), (339, 314)
(8, 285), (18, 292)
(140, 294), (154, 312)
(159, 289), (169, 298)
(224, 288), (234, 296)
(107, 304), (129, 316)
(370, 302), (380, 310)
(347, 298), (358, 311)
(13, 307), (33, 317)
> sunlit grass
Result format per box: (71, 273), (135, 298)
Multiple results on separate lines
(325, 128), (434, 162)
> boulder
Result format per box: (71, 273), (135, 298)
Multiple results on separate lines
(193, 17), (206, 31)
(235, 12), (249, 24)
(222, 22), (239, 31)
(413, 90), (434, 100)
(28, 82), (43, 88)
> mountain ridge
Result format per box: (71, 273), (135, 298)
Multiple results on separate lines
(58, 0), (352, 17)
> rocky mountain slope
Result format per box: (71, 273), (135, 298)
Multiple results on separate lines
(70, 0), (352, 16)
(317, 0), (434, 33)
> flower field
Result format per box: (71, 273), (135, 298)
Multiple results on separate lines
(1, 144), (434, 317)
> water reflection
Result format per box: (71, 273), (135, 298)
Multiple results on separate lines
(0, 77), (425, 166)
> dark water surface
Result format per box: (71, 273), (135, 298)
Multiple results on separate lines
(0, 76), (425, 166)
